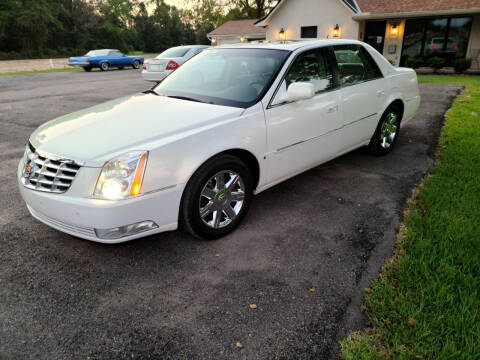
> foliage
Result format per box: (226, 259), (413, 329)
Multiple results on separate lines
(454, 58), (472, 73)
(341, 74), (480, 359)
(404, 57), (424, 69)
(0, 0), (276, 60)
(428, 56), (446, 71)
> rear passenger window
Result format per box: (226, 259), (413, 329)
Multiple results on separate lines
(109, 51), (123, 57)
(333, 45), (382, 86)
(285, 48), (334, 93)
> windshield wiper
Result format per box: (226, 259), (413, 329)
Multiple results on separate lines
(166, 95), (204, 103)
(142, 88), (159, 96)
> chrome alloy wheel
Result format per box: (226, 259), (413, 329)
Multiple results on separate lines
(199, 171), (245, 229)
(380, 112), (398, 149)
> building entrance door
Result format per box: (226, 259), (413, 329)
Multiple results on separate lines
(364, 21), (387, 53)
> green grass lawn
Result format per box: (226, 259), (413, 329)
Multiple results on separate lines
(0, 67), (83, 76)
(341, 75), (480, 359)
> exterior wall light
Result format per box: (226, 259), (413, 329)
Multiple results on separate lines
(391, 24), (398, 37)
(279, 28), (286, 40)
(211, 38), (217, 46)
(240, 36), (247, 43)
(333, 24), (341, 38)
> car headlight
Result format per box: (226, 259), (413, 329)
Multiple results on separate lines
(94, 151), (148, 200)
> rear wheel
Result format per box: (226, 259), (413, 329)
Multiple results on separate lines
(180, 155), (253, 239)
(133, 60), (140, 69)
(100, 62), (109, 71)
(368, 106), (401, 155)
(82, 66), (92, 72)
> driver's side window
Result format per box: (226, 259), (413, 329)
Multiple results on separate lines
(285, 48), (334, 93)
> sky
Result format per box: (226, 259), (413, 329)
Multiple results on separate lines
(167, 0), (190, 7)
(158, 0), (192, 9)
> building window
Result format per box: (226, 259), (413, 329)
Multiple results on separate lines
(401, 16), (472, 66)
(301, 26), (318, 38)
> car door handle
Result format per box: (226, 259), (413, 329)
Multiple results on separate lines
(327, 105), (338, 113)
(377, 90), (385, 97)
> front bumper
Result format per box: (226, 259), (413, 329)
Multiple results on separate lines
(141, 70), (170, 82)
(18, 161), (183, 244)
(68, 62), (90, 67)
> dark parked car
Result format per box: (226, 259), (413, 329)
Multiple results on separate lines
(68, 49), (144, 72)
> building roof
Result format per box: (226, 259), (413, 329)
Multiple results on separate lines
(256, 0), (360, 26)
(255, 0), (480, 24)
(208, 19), (266, 36)
(355, 0), (480, 14)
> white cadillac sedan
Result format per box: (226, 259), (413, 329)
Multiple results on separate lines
(18, 40), (420, 243)
(141, 45), (209, 82)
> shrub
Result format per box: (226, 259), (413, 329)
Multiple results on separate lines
(405, 57), (424, 69)
(428, 57), (446, 71)
(454, 58), (472, 73)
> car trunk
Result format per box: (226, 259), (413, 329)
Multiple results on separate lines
(69, 56), (88, 63)
(146, 57), (182, 72)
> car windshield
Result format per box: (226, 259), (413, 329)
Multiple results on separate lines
(153, 48), (290, 108)
(157, 47), (190, 58)
(84, 50), (109, 56)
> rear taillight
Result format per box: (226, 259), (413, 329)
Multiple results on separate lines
(166, 60), (179, 70)
(142, 65), (146, 70)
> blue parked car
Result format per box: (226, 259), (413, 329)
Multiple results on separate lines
(68, 49), (144, 72)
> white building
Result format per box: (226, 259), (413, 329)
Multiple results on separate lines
(210, 0), (480, 68)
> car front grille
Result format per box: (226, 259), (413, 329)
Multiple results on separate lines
(21, 142), (81, 194)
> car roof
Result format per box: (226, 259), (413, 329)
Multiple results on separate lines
(90, 49), (119, 52)
(171, 45), (209, 49)
(215, 39), (364, 51)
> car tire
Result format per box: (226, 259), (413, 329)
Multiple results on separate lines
(133, 60), (140, 69)
(82, 66), (92, 72)
(180, 155), (254, 240)
(368, 105), (401, 156)
(100, 62), (109, 71)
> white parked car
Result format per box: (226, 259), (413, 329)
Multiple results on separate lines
(141, 45), (209, 82)
(18, 40), (420, 243)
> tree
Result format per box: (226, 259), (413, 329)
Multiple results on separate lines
(227, 0), (277, 18)
(190, 0), (225, 44)
(0, 0), (279, 59)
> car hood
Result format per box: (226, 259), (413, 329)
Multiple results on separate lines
(30, 93), (244, 167)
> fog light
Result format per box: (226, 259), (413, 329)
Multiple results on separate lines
(95, 220), (158, 240)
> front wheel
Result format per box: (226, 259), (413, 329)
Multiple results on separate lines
(132, 60), (140, 69)
(100, 62), (109, 71)
(180, 155), (253, 239)
(368, 106), (401, 155)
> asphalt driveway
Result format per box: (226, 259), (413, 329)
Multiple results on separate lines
(0, 70), (462, 359)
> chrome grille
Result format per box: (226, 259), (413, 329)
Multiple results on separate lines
(21, 142), (80, 193)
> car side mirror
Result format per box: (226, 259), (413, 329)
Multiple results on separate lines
(286, 82), (315, 102)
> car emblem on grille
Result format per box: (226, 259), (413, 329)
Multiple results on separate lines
(25, 164), (33, 176)
(24, 163), (33, 176)
(23, 161), (39, 180)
